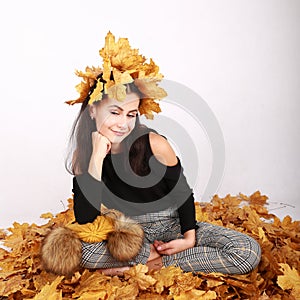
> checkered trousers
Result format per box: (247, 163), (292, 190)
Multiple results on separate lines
(80, 208), (261, 274)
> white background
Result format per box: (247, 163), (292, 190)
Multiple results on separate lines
(0, 0), (299, 229)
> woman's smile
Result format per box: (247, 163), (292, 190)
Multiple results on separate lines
(111, 129), (128, 136)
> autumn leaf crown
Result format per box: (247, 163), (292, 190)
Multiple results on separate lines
(65, 31), (167, 119)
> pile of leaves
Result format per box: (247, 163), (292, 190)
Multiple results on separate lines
(0, 191), (299, 299)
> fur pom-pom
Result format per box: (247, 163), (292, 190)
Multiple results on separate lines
(106, 215), (144, 261)
(40, 227), (82, 277)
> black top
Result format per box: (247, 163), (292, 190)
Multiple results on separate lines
(72, 134), (197, 234)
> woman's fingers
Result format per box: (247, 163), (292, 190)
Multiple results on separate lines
(91, 131), (111, 158)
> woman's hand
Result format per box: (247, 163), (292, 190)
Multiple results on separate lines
(88, 132), (111, 180)
(91, 131), (111, 159)
(153, 229), (196, 255)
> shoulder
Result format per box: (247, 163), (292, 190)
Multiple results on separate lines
(149, 132), (178, 166)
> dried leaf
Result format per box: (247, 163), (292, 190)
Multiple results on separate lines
(40, 212), (54, 219)
(115, 282), (139, 300)
(0, 191), (299, 299)
(152, 266), (183, 293)
(174, 290), (217, 300)
(124, 264), (156, 290)
(0, 275), (29, 296)
(32, 275), (63, 300)
(277, 263), (300, 297)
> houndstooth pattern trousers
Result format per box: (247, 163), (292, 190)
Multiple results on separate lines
(80, 208), (261, 274)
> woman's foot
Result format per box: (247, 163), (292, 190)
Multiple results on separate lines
(97, 266), (130, 276)
(146, 256), (163, 271)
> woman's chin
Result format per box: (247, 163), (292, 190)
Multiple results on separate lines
(110, 134), (128, 144)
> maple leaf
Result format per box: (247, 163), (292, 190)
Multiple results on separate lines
(277, 263), (300, 298)
(135, 78), (167, 100)
(0, 275), (29, 296)
(75, 290), (107, 299)
(124, 264), (156, 290)
(88, 79), (103, 104)
(32, 275), (63, 300)
(0, 229), (6, 239)
(114, 282), (139, 300)
(195, 204), (211, 222)
(33, 271), (60, 291)
(139, 98), (161, 119)
(107, 83), (127, 101)
(249, 191), (268, 206)
(40, 212), (54, 219)
(258, 227), (269, 243)
(153, 266), (183, 293)
(174, 289), (217, 300)
(0, 192), (299, 299)
(73, 270), (111, 297)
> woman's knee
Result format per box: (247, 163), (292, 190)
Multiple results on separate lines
(230, 235), (262, 274)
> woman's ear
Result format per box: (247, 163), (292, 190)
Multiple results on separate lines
(89, 104), (96, 120)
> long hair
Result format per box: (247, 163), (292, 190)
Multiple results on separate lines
(65, 82), (155, 176)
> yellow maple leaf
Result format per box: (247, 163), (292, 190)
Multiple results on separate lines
(107, 84), (127, 102)
(257, 227), (269, 243)
(139, 98), (161, 119)
(153, 266), (182, 293)
(88, 79), (103, 104)
(277, 263), (300, 298)
(33, 271), (59, 291)
(66, 66), (102, 105)
(249, 191), (268, 206)
(124, 264), (156, 290)
(114, 282), (139, 300)
(73, 270), (110, 297)
(169, 272), (202, 295)
(40, 212), (54, 219)
(174, 290), (217, 300)
(33, 276), (63, 300)
(195, 204), (211, 222)
(113, 69), (133, 85)
(134, 78), (167, 100)
(76, 290), (107, 300)
(0, 275), (29, 296)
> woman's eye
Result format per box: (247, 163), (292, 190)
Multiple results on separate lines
(110, 111), (119, 115)
(128, 114), (137, 118)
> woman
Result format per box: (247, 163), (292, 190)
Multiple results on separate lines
(65, 32), (261, 276)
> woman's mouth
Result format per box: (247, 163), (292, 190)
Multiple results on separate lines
(111, 130), (127, 136)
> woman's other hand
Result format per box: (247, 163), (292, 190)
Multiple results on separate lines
(153, 229), (196, 255)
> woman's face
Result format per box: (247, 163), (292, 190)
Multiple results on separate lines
(90, 92), (140, 145)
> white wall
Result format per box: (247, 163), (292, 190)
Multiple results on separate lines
(0, 0), (299, 229)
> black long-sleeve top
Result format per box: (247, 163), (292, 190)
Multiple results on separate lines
(72, 134), (197, 234)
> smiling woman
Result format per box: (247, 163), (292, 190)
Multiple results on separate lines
(89, 92), (140, 151)
(66, 81), (158, 178)
(54, 32), (262, 277)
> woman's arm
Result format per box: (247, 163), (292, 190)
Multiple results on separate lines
(149, 132), (197, 254)
(72, 132), (111, 224)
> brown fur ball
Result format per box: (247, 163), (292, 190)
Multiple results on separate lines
(40, 227), (82, 277)
(40, 209), (144, 276)
(107, 215), (144, 261)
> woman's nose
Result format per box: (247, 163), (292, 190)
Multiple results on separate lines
(116, 115), (127, 128)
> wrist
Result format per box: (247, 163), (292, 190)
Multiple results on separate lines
(91, 152), (106, 162)
(88, 157), (104, 181)
(183, 229), (196, 247)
